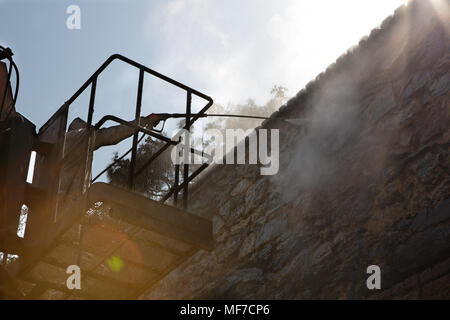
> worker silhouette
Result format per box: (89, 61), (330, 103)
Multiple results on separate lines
(60, 114), (161, 196)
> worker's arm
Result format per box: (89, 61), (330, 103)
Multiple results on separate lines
(94, 114), (160, 150)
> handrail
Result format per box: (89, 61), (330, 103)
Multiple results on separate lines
(39, 54), (214, 210)
(40, 54), (213, 134)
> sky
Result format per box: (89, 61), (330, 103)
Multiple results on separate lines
(0, 0), (409, 178)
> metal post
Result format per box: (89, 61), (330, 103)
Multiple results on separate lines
(129, 69), (144, 189)
(77, 78), (97, 266)
(87, 79), (96, 128)
(174, 164), (180, 206)
(183, 91), (191, 210)
(81, 78), (96, 194)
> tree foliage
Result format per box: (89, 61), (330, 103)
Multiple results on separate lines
(107, 136), (175, 199)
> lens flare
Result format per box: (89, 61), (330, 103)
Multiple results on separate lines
(106, 255), (125, 272)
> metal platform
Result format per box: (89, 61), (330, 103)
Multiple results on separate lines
(16, 183), (213, 299)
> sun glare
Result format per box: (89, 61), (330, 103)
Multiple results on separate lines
(430, 0), (450, 34)
(272, 0), (411, 93)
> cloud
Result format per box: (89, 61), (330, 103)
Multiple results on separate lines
(144, 0), (252, 105)
(167, 0), (185, 17)
(144, 0), (408, 107)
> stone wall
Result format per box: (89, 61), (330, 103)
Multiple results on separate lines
(140, 0), (450, 299)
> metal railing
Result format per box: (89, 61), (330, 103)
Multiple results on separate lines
(41, 54), (213, 210)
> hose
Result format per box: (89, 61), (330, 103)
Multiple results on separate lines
(0, 46), (20, 121)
